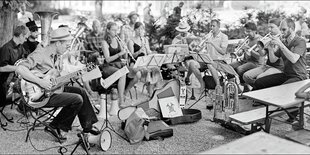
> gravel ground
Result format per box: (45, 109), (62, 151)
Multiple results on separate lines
(0, 81), (309, 154)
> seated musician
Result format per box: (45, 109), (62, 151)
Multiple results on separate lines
(85, 19), (105, 63)
(229, 22), (264, 90)
(23, 19), (40, 55)
(101, 22), (127, 107)
(16, 28), (100, 141)
(242, 18), (284, 92)
(253, 18), (308, 123)
(0, 25), (29, 109)
(126, 22), (162, 96)
(184, 19), (244, 93)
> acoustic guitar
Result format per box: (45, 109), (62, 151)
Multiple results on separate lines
(20, 63), (101, 108)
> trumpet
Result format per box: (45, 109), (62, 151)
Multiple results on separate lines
(198, 30), (213, 48)
(230, 36), (249, 59)
(257, 33), (282, 48)
(115, 35), (136, 63)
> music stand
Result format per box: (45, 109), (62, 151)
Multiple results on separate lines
(163, 44), (189, 64)
(133, 54), (166, 68)
(99, 66), (129, 142)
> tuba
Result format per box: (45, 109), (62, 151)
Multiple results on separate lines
(69, 24), (87, 52)
(35, 11), (58, 46)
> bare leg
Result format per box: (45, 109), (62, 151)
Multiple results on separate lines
(124, 71), (141, 97)
(188, 61), (205, 91)
(207, 64), (220, 86)
(118, 75), (126, 106)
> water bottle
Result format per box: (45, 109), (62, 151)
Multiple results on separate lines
(98, 94), (107, 119)
(109, 88), (119, 116)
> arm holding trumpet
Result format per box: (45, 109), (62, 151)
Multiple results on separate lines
(268, 35), (302, 64)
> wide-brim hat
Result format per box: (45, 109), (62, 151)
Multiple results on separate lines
(50, 27), (74, 42)
(128, 11), (139, 18)
(176, 21), (190, 32)
(25, 18), (41, 32)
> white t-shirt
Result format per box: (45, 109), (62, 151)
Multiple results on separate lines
(18, 11), (33, 24)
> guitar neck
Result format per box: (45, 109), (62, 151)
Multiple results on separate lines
(56, 67), (86, 85)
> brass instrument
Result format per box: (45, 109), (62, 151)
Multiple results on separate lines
(115, 35), (136, 63)
(35, 11), (58, 46)
(257, 33), (282, 48)
(198, 30), (213, 49)
(230, 36), (249, 59)
(69, 24), (87, 52)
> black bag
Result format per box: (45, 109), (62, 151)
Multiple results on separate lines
(145, 120), (173, 141)
(203, 75), (225, 90)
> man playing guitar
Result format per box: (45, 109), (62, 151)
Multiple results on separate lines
(16, 28), (100, 141)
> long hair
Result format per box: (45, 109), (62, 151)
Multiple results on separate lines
(104, 22), (117, 45)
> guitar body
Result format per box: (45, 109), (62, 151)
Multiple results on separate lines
(20, 69), (61, 108)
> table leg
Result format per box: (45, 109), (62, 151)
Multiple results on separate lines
(264, 105), (271, 133)
(299, 102), (305, 129)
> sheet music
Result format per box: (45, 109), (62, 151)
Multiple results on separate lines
(189, 52), (214, 64)
(133, 54), (166, 68)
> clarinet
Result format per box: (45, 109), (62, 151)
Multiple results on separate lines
(115, 35), (136, 63)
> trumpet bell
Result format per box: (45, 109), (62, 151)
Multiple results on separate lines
(257, 37), (272, 48)
(87, 130), (112, 151)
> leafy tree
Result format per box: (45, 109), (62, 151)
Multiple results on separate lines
(0, 0), (26, 47)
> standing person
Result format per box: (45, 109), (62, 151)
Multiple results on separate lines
(23, 19), (40, 55)
(17, 3), (33, 24)
(295, 6), (310, 38)
(85, 19), (105, 63)
(120, 11), (139, 44)
(0, 25), (29, 106)
(16, 28), (100, 141)
(253, 18), (308, 90)
(101, 22), (127, 107)
(229, 22), (264, 84)
(173, 2), (184, 19)
(242, 18), (284, 91)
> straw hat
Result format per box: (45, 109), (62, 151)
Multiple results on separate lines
(175, 21), (190, 32)
(128, 11), (139, 19)
(50, 27), (73, 42)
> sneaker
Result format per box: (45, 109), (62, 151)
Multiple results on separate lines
(83, 126), (101, 135)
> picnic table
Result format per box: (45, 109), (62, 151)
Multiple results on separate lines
(242, 79), (310, 132)
(201, 132), (310, 154)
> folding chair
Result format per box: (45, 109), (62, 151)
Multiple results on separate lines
(13, 79), (64, 143)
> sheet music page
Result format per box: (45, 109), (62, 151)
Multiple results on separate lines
(147, 54), (166, 67)
(133, 55), (152, 68)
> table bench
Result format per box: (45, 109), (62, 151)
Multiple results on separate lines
(229, 102), (310, 132)
(240, 79), (310, 133)
(200, 132), (310, 154)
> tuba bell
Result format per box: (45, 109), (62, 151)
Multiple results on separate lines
(35, 11), (58, 46)
(69, 24), (87, 52)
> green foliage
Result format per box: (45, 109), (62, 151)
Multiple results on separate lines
(256, 9), (286, 26)
(1, 0), (26, 12)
